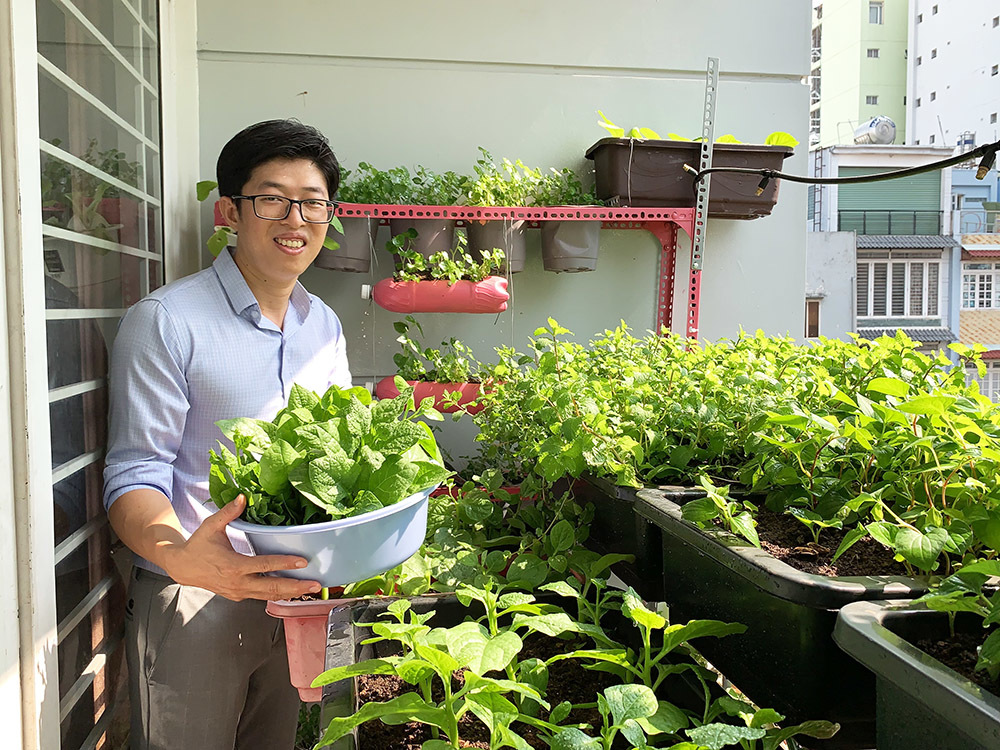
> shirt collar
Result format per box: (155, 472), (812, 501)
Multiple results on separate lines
(213, 248), (313, 329)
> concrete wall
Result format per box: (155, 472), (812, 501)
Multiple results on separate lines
(906, 0), (1000, 149)
(194, 0), (810, 455)
(816, 0), (908, 147)
(806, 231), (856, 339)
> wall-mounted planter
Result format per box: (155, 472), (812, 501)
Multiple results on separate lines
(585, 138), (793, 220)
(315, 216), (376, 273)
(634, 488), (927, 749)
(371, 276), (509, 314)
(540, 219), (601, 272)
(834, 601), (1000, 750)
(466, 219), (527, 273)
(265, 594), (349, 702)
(387, 217), (456, 258)
(374, 377), (484, 414)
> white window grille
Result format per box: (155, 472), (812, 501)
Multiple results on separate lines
(857, 256), (941, 318)
(961, 262), (1000, 309)
(869, 1), (883, 24)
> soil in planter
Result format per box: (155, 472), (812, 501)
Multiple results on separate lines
(751, 508), (910, 578)
(917, 629), (1000, 697)
(356, 634), (618, 749)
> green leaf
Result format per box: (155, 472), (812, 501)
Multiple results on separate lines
(604, 683), (659, 724)
(550, 700), (573, 725)
(505, 553), (547, 589)
(763, 720), (840, 749)
(867, 377), (910, 397)
(311, 658), (397, 687)
(895, 526), (949, 571)
(896, 394), (957, 416)
(622, 588), (666, 630)
(832, 525), (868, 562)
(682, 497), (719, 523)
(686, 723), (766, 750)
(196, 180), (217, 202)
(661, 620), (747, 654)
(539, 580), (581, 600)
(866, 521), (899, 548)
(369, 456), (420, 506)
(288, 383), (320, 411)
(730, 511), (761, 548)
(344, 394), (373, 439)
(215, 417), (274, 452)
(975, 630), (1000, 675)
(414, 642), (460, 680)
(764, 131), (800, 148)
(258, 439), (302, 495)
(550, 519), (576, 552)
(549, 727), (601, 750)
(636, 700), (688, 735)
(315, 693), (441, 747)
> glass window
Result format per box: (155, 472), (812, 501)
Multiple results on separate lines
(931, 48), (937, 59)
(869, 1), (883, 24)
(36, 1), (162, 747)
(867, 48), (879, 58)
(858, 257), (941, 317)
(866, 95), (879, 105)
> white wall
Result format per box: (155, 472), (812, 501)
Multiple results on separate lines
(806, 231), (856, 339)
(907, 0), (1000, 148)
(194, 0), (810, 456)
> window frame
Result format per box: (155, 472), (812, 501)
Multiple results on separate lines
(869, 1), (884, 24)
(856, 253), (943, 319)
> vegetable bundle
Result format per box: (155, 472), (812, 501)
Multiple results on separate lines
(209, 382), (451, 525)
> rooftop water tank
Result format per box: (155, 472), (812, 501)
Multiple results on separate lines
(853, 116), (897, 145)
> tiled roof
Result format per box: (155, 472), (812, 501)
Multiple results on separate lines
(855, 326), (957, 342)
(963, 249), (1000, 259)
(959, 310), (1000, 346)
(982, 350), (1000, 360)
(855, 235), (960, 249)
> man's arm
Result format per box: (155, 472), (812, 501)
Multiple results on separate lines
(110, 487), (320, 601)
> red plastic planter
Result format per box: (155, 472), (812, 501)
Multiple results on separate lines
(265, 593), (348, 702)
(374, 377), (484, 414)
(372, 277), (509, 314)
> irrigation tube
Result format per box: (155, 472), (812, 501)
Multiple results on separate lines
(685, 139), (1000, 195)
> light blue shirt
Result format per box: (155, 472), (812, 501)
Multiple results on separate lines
(103, 248), (352, 573)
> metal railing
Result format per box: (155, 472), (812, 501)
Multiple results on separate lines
(954, 208), (1000, 234)
(838, 210), (943, 235)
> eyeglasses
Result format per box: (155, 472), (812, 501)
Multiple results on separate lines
(232, 194), (338, 224)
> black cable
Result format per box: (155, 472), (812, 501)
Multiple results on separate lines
(684, 139), (1000, 195)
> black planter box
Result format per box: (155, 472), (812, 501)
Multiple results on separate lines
(573, 475), (706, 598)
(585, 138), (793, 219)
(834, 601), (1000, 750)
(635, 488), (927, 749)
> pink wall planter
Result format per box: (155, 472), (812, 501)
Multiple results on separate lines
(266, 595), (348, 702)
(372, 277), (508, 314)
(375, 377), (485, 414)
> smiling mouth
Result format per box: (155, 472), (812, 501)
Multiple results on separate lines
(275, 238), (306, 250)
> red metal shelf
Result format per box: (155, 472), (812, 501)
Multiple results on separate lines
(335, 203), (700, 338)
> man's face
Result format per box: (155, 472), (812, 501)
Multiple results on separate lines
(220, 157), (331, 286)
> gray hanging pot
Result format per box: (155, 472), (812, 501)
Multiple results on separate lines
(465, 220), (527, 273)
(314, 217), (376, 272)
(540, 220), (601, 272)
(387, 217), (456, 259)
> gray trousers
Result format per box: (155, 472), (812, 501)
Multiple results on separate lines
(125, 567), (301, 750)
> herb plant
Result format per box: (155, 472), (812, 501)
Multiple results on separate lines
(390, 229), (505, 284)
(209, 382), (451, 525)
(392, 316), (480, 384)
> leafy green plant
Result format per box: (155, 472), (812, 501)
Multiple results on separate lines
(208, 382), (451, 525)
(343, 162), (469, 206)
(596, 110), (800, 148)
(467, 148), (543, 207)
(681, 476), (761, 548)
(392, 316), (480, 384)
(390, 230), (505, 283)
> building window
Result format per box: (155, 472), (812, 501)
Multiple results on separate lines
(867, 48), (880, 58)
(931, 48), (937, 58)
(993, 65), (999, 76)
(805, 299), (821, 338)
(917, 56), (922, 65)
(857, 256), (941, 318)
(992, 113), (998, 124)
(916, 97), (922, 107)
(967, 362), (1000, 402)
(929, 134), (936, 143)
(932, 4), (938, 14)
(866, 95), (879, 105)
(869, 1), (883, 24)
(961, 263), (1000, 309)
(994, 16), (999, 27)
(918, 13), (923, 23)
(930, 91), (937, 101)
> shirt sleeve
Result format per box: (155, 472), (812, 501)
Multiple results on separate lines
(103, 298), (190, 511)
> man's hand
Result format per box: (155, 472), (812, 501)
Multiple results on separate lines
(161, 495), (322, 601)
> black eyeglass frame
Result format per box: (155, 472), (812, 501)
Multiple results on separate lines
(231, 194), (339, 224)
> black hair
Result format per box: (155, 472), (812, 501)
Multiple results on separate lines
(216, 119), (341, 199)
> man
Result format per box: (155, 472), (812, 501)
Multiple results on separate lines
(103, 120), (351, 749)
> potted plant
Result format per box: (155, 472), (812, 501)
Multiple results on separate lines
(207, 381), (451, 700)
(585, 111), (797, 219)
(533, 165), (602, 272)
(373, 229), (508, 314)
(314, 165), (380, 273)
(464, 148), (536, 273)
(348, 162), (468, 257)
(374, 316), (484, 414)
